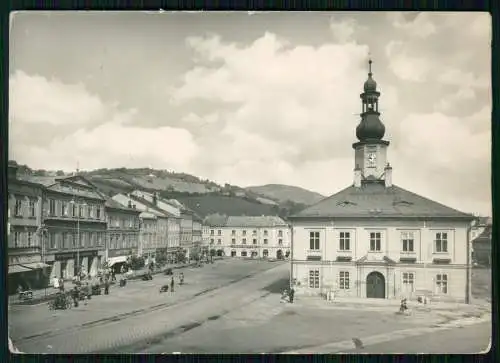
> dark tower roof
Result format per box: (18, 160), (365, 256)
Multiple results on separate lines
(356, 59), (386, 142)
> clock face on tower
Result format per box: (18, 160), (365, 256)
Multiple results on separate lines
(367, 152), (377, 166)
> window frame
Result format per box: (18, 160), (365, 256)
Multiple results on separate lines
(309, 269), (320, 288)
(309, 231), (320, 251)
(339, 271), (350, 289)
(339, 231), (351, 251)
(435, 273), (448, 294)
(15, 198), (23, 217)
(402, 272), (415, 292)
(401, 231), (415, 253)
(434, 232), (449, 253)
(369, 231), (382, 252)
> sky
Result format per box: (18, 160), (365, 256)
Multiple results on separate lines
(9, 11), (491, 216)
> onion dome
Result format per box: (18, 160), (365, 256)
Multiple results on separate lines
(363, 59), (377, 92)
(356, 113), (385, 141)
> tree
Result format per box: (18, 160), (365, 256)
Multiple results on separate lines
(127, 255), (145, 271)
(190, 249), (200, 262)
(56, 170), (65, 176)
(156, 248), (169, 267)
(176, 249), (187, 264)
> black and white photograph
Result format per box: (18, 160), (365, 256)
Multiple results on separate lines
(8, 11), (491, 354)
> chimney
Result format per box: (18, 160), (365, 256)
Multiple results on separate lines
(384, 163), (393, 188)
(153, 193), (158, 205)
(8, 163), (18, 180)
(354, 164), (361, 188)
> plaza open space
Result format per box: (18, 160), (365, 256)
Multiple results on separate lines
(9, 260), (491, 354)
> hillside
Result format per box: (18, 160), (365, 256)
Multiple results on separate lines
(10, 162), (311, 218)
(245, 184), (325, 206)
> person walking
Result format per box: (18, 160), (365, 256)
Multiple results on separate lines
(289, 287), (295, 304)
(59, 278), (65, 293)
(170, 276), (175, 293)
(179, 272), (184, 285)
(104, 278), (110, 295)
(72, 286), (79, 307)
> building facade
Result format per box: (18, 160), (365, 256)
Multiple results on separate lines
(7, 164), (48, 293)
(24, 174), (109, 280)
(289, 60), (475, 303)
(104, 199), (141, 273)
(192, 215), (203, 257)
(204, 215), (291, 259)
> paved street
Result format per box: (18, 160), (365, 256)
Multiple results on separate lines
(339, 321), (491, 354)
(9, 258), (492, 354)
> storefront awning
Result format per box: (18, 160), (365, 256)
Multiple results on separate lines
(20, 262), (50, 270)
(107, 256), (128, 267)
(8, 265), (31, 274)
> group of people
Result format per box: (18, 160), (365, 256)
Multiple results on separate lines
(281, 287), (295, 304)
(160, 272), (184, 293)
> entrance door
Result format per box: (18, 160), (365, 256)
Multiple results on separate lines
(276, 250), (283, 260)
(366, 271), (385, 298)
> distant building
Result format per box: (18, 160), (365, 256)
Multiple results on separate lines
(472, 225), (491, 266)
(104, 199), (141, 273)
(289, 60), (475, 303)
(470, 216), (492, 241)
(203, 215), (290, 259)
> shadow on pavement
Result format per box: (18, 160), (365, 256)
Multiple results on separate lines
(262, 277), (290, 294)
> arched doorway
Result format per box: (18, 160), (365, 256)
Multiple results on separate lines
(251, 251), (258, 258)
(217, 249), (224, 257)
(263, 249), (269, 258)
(366, 271), (386, 299)
(241, 251), (247, 257)
(231, 250), (236, 257)
(276, 250), (283, 260)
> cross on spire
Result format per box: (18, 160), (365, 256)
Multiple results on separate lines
(368, 53), (373, 76)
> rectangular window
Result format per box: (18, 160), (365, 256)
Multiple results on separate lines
(436, 274), (448, 294)
(253, 230), (257, 235)
(369, 232), (381, 251)
(69, 233), (75, 248)
(232, 230), (236, 235)
(61, 201), (68, 216)
(339, 232), (350, 251)
(210, 238), (214, 245)
(48, 199), (56, 216)
(242, 238), (247, 244)
(210, 230), (214, 235)
(401, 232), (415, 252)
(72, 204), (77, 217)
(278, 230), (283, 237)
(217, 239), (221, 245)
(231, 238), (235, 244)
(309, 269), (320, 288)
(97, 233), (103, 246)
(264, 230), (268, 236)
(339, 271), (350, 289)
(27, 232), (34, 247)
(15, 199), (23, 216)
(13, 231), (21, 247)
(309, 231), (320, 250)
(49, 232), (56, 249)
(402, 272), (415, 293)
(253, 239), (257, 245)
(29, 199), (36, 217)
(87, 205), (92, 218)
(278, 238), (283, 245)
(435, 232), (448, 253)
(218, 230), (222, 236)
(242, 230), (246, 236)
(96, 206), (101, 219)
(264, 238), (268, 244)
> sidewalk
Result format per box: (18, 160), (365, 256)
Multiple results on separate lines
(8, 262), (198, 306)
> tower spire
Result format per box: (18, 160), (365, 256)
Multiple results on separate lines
(368, 57), (372, 76)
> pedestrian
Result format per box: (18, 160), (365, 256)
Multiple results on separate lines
(104, 278), (110, 295)
(59, 278), (65, 293)
(111, 270), (116, 282)
(179, 272), (184, 285)
(53, 276), (59, 290)
(120, 265), (125, 275)
(289, 287), (295, 304)
(72, 286), (79, 307)
(170, 276), (175, 293)
(17, 285), (23, 300)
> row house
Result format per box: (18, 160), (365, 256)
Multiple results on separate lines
(192, 215), (203, 257)
(7, 163), (46, 293)
(104, 199), (141, 273)
(203, 215), (291, 259)
(112, 193), (169, 264)
(130, 190), (181, 260)
(289, 60), (475, 303)
(15, 173), (109, 281)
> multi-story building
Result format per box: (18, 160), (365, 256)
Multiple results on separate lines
(289, 60), (475, 303)
(130, 190), (181, 260)
(7, 163), (47, 293)
(104, 199), (141, 273)
(16, 173), (109, 280)
(112, 193), (168, 264)
(204, 215), (290, 259)
(192, 214), (203, 258)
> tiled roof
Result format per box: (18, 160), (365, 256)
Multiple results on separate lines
(225, 216), (288, 228)
(129, 194), (177, 218)
(203, 214), (228, 227)
(291, 182), (474, 220)
(17, 175), (58, 187)
(105, 198), (140, 213)
(139, 211), (157, 219)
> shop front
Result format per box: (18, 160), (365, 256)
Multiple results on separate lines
(53, 250), (99, 280)
(107, 248), (133, 274)
(8, 254), (50, 294)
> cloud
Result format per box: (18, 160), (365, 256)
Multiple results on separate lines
(9, 72), (199, 172)
(329, 15), (364, 43)
(385, 41), (432, 82)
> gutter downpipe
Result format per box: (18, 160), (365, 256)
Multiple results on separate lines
(465, 218), (476, 304)
(290, 220), (293, 290)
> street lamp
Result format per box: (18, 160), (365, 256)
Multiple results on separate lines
(70, 199), (87, 280)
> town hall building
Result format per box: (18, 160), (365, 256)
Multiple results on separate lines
(289, 60), (475, 303)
